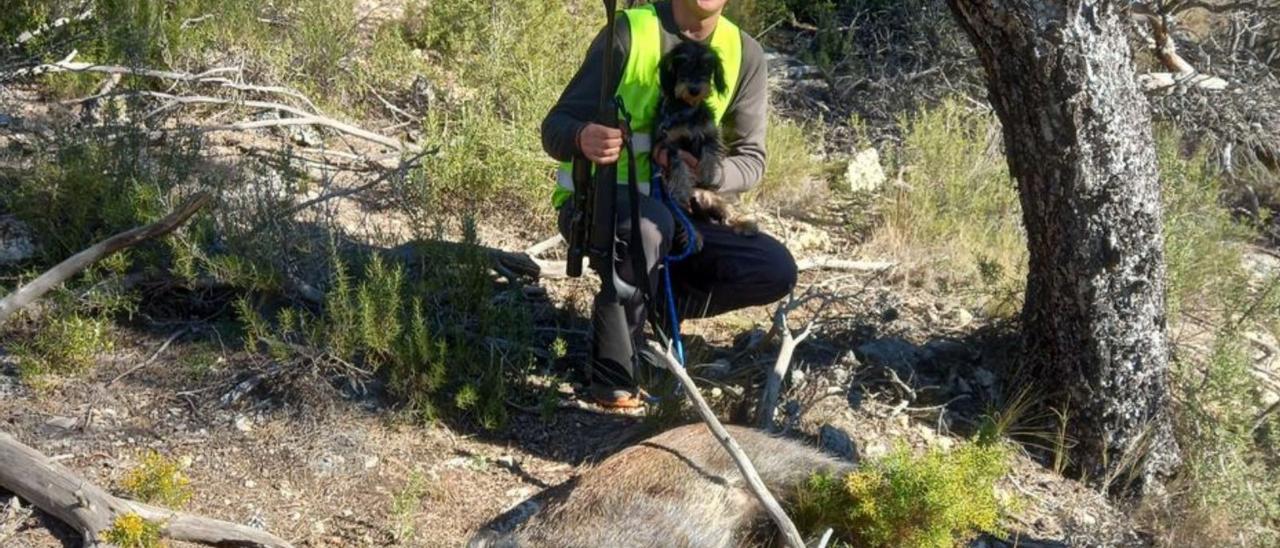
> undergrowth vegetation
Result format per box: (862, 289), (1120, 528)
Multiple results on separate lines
(235, 233), (535, 429)
(870, 100), (1280, 542)
(120, 450), (193, 508)
(400, 0), (594, 201)
(101, 513), (165, 548)
(792, 441), (1011, 548)
(3, 2), (1278, 544)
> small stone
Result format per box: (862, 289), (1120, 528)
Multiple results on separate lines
(954, 308), (974, 327)
(234, 415), (253, 432)
(857, 337), (924, 369)
(496, 455), (516, 468)
(504, 486), (534, 499)
(864, 442), (888, 459)
(789, 368), (806, 385)
(0, 215), (36, 266)
(312, 520), (327, 535)
(178, 455), (193, 469)
(1260, 390), (1280, 408)
(45, 416), (78, 430)
(244, 479), (257, 489)
(709, 387), (723, 398)
(846, 148), (886, 193)
(363, 455), (380, 469)
(839, 351), (861, 367)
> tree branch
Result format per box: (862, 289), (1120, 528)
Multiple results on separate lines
(0, 193), (212, 327)
(0, 430), (291, 547)
(647, 342), (807, 548)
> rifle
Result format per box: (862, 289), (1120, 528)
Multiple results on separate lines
(565, 0), (621, 282)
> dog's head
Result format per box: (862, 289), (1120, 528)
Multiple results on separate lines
(659, 41), (727, 107)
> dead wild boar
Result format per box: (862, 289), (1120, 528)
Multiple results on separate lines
(468, 423), (854, 547)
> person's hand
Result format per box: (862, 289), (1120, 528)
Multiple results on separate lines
(653, 146), (699, 173)
(577, 123), (624, 164)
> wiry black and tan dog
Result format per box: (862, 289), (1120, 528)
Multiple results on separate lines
(655, 41), (755, 242)
(468, 424), (853, 547)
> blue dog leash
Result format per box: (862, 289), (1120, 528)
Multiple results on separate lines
(613, 98), (696, 398)
(652, 171), (699, 367)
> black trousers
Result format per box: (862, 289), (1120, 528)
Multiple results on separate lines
(558, 194), (798, 389)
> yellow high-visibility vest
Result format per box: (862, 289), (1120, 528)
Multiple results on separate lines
(552, 4), (742, 208)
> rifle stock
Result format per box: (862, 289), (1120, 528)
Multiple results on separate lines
(566, 0), (620, 282)
(565, 155), (590, 278)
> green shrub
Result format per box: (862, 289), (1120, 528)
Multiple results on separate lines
(401, 0), (594, 202)
(744, 113), (830, 209)
(14, 312), (112, 383)
(870, 100), (1023, 313)
(725, 0), (793, 36)
(101, 513), (165, 548)
(792, 442), (1010, 548)
(390, 470), (431, 542)
(7, 137), (190, 264)
(235, 222), (533, 430)
(121, 451), (193, 508)
(1150, 131), (1280, 546)
(1157, 127), (1256, 321)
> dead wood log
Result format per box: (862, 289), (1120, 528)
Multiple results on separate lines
(127, 92), (405, 152)
(795, 256), (894, 273)
(647, 342), (807, 548)
(0, 430), (291, 547)
(0, 193), (212, 327)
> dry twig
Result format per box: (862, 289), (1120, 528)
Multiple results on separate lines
(0, 193), (212, 326)
(646, 341), (808, 548)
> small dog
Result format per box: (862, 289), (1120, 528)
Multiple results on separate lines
(655, 41), (756, 241)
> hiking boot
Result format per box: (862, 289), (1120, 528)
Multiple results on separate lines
(588, 384), (646, 409)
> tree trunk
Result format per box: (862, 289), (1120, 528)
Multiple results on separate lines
(945, 0), (1180, 488)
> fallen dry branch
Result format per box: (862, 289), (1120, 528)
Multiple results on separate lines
(0, 430), (291, 547)
(126, 91), (405, 152)
(647, 342), (807, 548)
(0, 193), (212, 327)
(796, 256), (895, 273)
(1131, 5), (1231, 92)
(19, 60), (405, 151)
(755, 288), (834, 430)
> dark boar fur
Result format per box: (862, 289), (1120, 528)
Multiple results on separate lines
(468, 423), (854, 547)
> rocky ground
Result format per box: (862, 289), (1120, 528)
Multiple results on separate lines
(0, 195), (1150, 547)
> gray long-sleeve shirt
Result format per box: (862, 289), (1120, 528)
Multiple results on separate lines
(541, 1), (768, 195)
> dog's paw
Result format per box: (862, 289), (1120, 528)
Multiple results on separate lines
(690, 188), (729, 223)
(701, 154), (721, 188)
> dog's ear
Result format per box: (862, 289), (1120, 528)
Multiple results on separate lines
(659, 51), (676, 95)
(713, 57), (728, 95)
